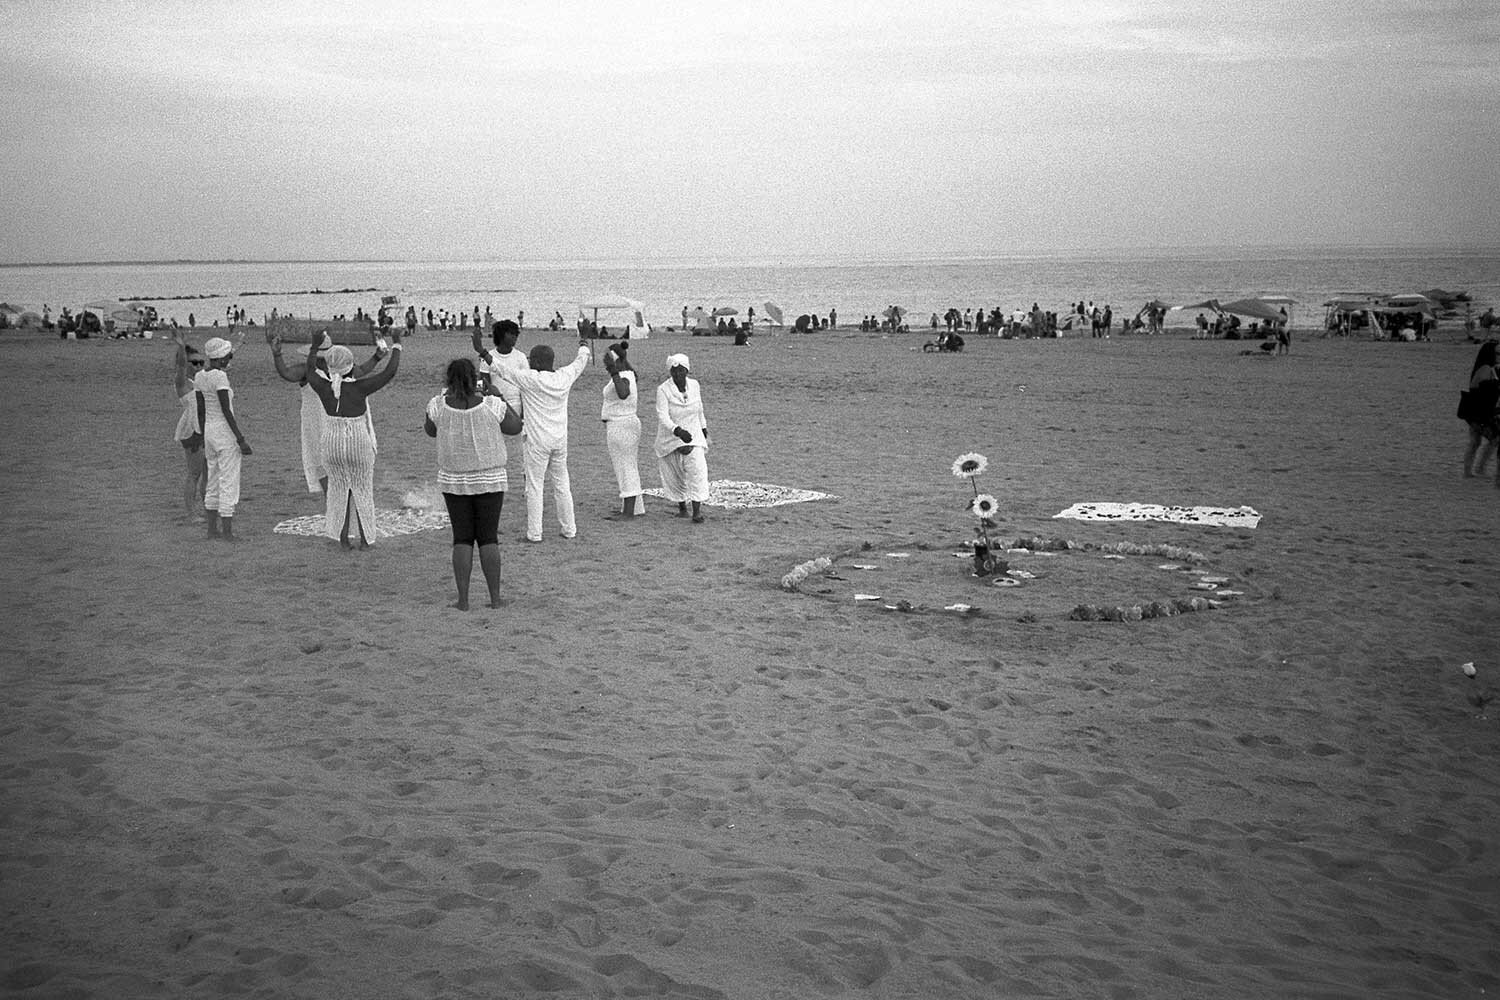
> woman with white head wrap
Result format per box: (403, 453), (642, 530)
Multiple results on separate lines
(269, 328), (387, 494)
(601, 341), (645, 519)
(306, 329), (403, 548)
(193, 337), (252, 538)
(654, 353), (710, 523)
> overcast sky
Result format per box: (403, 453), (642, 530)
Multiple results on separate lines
(2, 0), (1497, 263)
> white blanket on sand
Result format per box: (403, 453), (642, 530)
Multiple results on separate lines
(642, 480), (836, 509)
(273, 507), (450, 539)
(1054, 502), (1261, 529)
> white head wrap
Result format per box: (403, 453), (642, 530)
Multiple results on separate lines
(325, 345), (356, 399)
(204, 337), (232, 360)
(666, 353), (690, 371)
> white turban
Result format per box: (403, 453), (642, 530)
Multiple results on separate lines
(325, 345), (356, 399)
(666, 353), (690, 371)
(203, 337), (232, 360)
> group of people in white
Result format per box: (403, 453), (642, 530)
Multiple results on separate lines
(171, 319), (711, 610)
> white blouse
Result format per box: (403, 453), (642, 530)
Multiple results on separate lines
(426, 394), (509, 494)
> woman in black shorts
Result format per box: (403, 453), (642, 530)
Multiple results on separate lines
(424, 358), (522, 609)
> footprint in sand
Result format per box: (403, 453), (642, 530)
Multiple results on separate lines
(467, 861), (540, 890)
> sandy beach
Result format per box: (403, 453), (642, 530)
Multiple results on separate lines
(2, 325), (1497, 999)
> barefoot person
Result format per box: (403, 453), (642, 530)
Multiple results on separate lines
(306, 331), (402, 548)
(494, 334), (591, 543)
(424, 358), (522, 609)
(654, 353), (710, 523)
(171, 330), (207, 518)
(1461, 339), (1500, 485)
(601, 342), (645, 518)
(194, 337), (251, 538)
(270, 329), (387, 495)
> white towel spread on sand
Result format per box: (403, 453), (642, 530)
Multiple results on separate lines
(1054, 502), (1261, 529)
(274, 508), (450, 540)
(642, 480), (836, 509)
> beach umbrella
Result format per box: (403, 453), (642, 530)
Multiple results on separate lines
(1384, 293), (1431, 307)
(1218, 298), (1286, 322)
(711, 306), (738, 317)
(762, 301), (784, 326)
(1257, 294), (1297, 326)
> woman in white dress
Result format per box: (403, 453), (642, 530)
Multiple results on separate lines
(269, 330), (386, 494)
(306, 332), (402, 548)
(653, 353), (709, 524)
(601, 342), (645, 518)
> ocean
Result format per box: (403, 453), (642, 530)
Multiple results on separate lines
(2, 246), (1496, 332)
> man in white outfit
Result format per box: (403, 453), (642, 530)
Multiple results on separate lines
(497, 336), (590, 541)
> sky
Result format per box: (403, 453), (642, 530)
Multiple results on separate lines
(2, 0), (1497, 263)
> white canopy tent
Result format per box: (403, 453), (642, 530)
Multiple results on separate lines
(579, 296), (650, 339)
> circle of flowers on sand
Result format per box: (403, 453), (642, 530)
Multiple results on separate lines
(972, 493), (998, 519)
(952, 453), (988, 479)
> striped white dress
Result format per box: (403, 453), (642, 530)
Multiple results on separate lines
(322, 412), (378, 543)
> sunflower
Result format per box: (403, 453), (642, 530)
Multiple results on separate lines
(972, 493), (998, 519)
(951, 452), (988, 479)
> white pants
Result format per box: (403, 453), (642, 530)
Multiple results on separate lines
(523, 438), (576, 540)
(203, 429), (242, 517)
(657, 447), (708, 503)
(604, 416), (643, 501)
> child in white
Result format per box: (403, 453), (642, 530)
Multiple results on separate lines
(496, 340), (591, 541)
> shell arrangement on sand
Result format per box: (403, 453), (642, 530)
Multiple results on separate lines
(1067, 596), (1218, 621)
(779, 536), (1248, 622)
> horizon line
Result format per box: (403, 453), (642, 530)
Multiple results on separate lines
(4, 241), (1499, 269)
